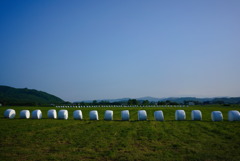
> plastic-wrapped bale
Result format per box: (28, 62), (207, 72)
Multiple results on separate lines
(20, 110), (30, 119)
(104, 110), (113, 121)
(154, 110), (164, 121)
(191, 110), (202, 121)
(31, 110), (42, 119)
(211, 111), (223, 121)
(48, 109), (57, 119)
(89, 110), (98, 120)
(73, 110), (83, 120)
(228, 110), (240, 121)
(121, 110), (130, 121)
(58, 110), (68, 120)
(138, 110), (147, 121)
(175, 110), (186, 121)
(4, 109), (16, 119)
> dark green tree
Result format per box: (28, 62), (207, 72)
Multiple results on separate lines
(142, 100), (149, 105)
(92, 100), (98, 105)
(157, 101), (166, 105)
(128, 99), (139, 105)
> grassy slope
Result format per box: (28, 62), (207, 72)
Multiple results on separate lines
(0, 105), (240, 161)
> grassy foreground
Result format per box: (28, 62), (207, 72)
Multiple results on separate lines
(0, 105), (240, 161)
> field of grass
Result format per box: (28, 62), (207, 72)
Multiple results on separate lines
(1, 105), (240, 161)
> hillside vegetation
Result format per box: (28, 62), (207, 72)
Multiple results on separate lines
(0, 85), (64, 106)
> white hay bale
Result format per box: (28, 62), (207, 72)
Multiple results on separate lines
(121, 110), (130, 121)
(104, 110), (113, 121)
(138, 110), (147, 121)
(191, 110), (202, 121)
(154, 110), (164, 121)
(175, 110), (186, 121)
(228, 110), (240, 121)
(48, 109), (57, 119)
(58, 110), (68, 120)
(89, 110), (98, 120)
(31, 110), (42, 119)
(73, 110), (83, 120)
(211, 111), (223, 121)
(4, 109), (16, 119)
(20, 110), (30, 119)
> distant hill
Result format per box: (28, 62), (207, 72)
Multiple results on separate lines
(77, 96), (240, 104)
(212, 97), (240, 104)
(0, 85), (65, 106)
(79, 98), (131, 103)
(77, 96), (213, 103)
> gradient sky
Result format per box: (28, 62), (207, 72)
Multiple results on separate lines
(1, 0), (240, 101)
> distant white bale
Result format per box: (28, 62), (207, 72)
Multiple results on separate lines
(20, 110), (30, 119)
(4, 109), (16, 119)
(121, 110), (130, 121)
(104, 110), (113, 121)
(228, 110), (240, 121)
(191, 110), (202, 121)
(89, 110), (98, 120)
(48, 109), (57, 119)
(175, 110), (186, 121)
(73, 110), (83, 120)
(31, 110), (42, 119)
(211, 111), (223, 121)
(58, 110), (68, 120)
(154, 110), (164, 121)
(138, 110), (147, 121)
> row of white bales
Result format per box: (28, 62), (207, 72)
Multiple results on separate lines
(4, 109), (240, 121)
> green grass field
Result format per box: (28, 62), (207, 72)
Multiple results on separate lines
(1, 105), (240, 161)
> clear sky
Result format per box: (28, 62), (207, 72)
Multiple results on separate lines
(1, 0), (240, 102)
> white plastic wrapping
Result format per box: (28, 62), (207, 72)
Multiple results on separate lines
(228, 110), (240, 121)
(48, 109), (57, 119)
(154, 110), (164, 121)
(175, 110), (186, 121)
(191, 110), (202, 121)
(73, 110), (83, 120)
(211, 111), (223, 121)
(89, 110), (98, 120)
(121, 110), (130, 121)
(31, 109), (42, 119)
(138, 110), (147, 121)
(58, 110), (68, 120)
(4, 109), (16, 119)
(104, 110), (113, 121)
(20, 110), (30, 119)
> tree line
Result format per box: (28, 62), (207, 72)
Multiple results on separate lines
(73, 99), (185, 106)
(69, 98), (240, 106)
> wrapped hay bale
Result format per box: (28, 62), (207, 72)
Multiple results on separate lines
(211, 111), (223, 121)
(104, 110), (113, 121)
(89, 110), (98, 120)
(228, 110), (240, 121)
(58, 110), (68, 120)
(138, 110), (147, 121)
(154, 110), (164, 121)
(48, 109), (57, 119)
(31, 110), (42, 119)
(191, 110), (202, 121)
(20, 110), (30, 119)
(175, 110), (186, 121)
(73, 110), (83, 120)
(4, 109), (16, 119)
(121, 110), (130, 121)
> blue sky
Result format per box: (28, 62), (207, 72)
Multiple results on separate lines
(1, 0), (240, 101)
